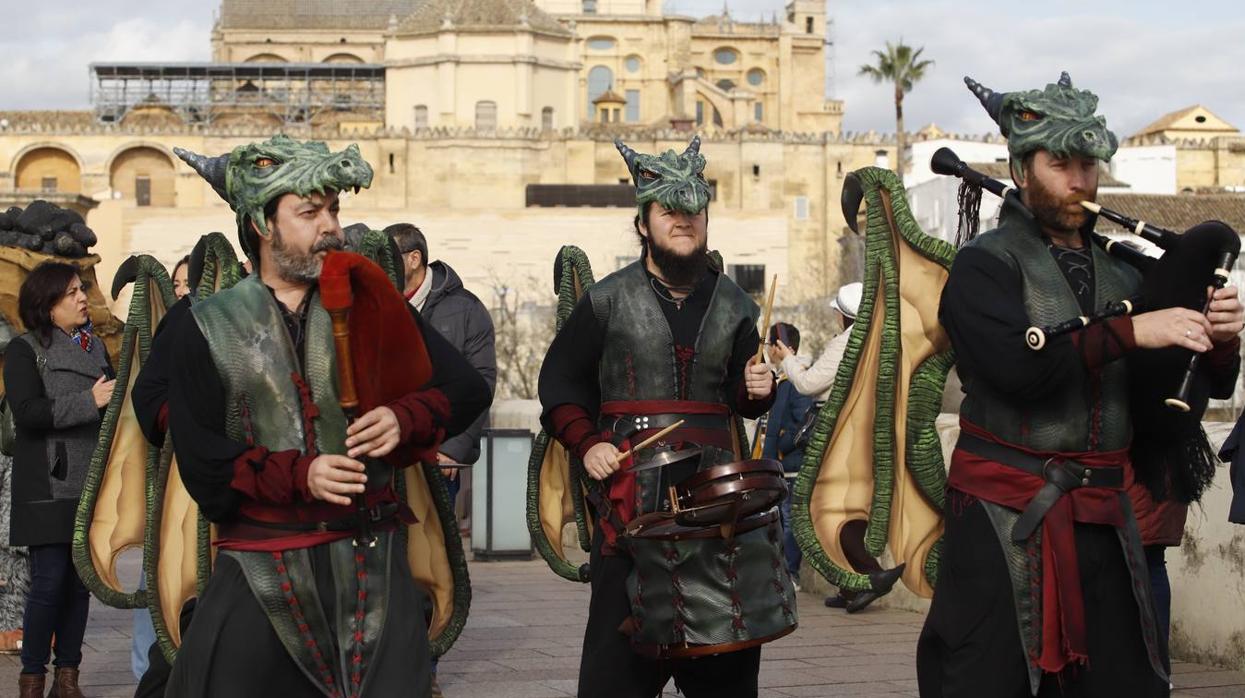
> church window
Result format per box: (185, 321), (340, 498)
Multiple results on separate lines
(542, 107), (555, 130)
(582, 0), (597, 14)
(625, 90), (640, 122)
(806, 17), (814, 33)
(475, 101), (497, 130)
(716, 79), (735, 92)
(713, 48), (738, 65)
(746, 68), (765, 86)
(754, 102), (763, 122)
(587, 37), (616, 50)
(695, 101), (704, 125)
(625, 56), (642, 73)
(794, 196), (809, 220)
(587, 66), (613, 118)
(414, 105), (428, 128)
(41, 177), (57, 193)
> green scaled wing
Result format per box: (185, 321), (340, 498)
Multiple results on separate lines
(793, 167), (955, 597)
(527, 246), (596, 582)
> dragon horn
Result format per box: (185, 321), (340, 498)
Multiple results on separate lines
(614, 139), (640, 179)
(683, 135), (702, 156)
(110, 255), (140, 301)
(1058, 71), (1073, 88)
(173, 147), (229, 203)
(964, 76), (1006, 126)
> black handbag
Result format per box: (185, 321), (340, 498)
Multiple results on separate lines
(791, 400), (824, 451)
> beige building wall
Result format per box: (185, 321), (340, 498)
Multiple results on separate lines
(14, 146), (82, 194)
(0, 123), (900, 305)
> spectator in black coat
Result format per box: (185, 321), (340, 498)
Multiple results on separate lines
(385, 223), (497, 501)
(5, 262), (114, 698)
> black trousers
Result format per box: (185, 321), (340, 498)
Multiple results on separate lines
(916, 493), (1168, 698)
(20, 543), (90, 675)
(577, 530), (761, 698)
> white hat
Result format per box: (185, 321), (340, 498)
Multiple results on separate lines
(831, 282), (863, 319)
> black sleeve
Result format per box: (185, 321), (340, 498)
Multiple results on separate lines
(437, 296), (497, 463)
(538, 296), (604, 432)
(132, 296), (192, 448)
(941, 247), (1092, 400)
(166, 315), (246, 522)
(3, 338), (54, 431)
(410, 305), (492, 439)
(726, 320), (774, 418)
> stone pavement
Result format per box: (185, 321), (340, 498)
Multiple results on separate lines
(2, 558), (1244, 697)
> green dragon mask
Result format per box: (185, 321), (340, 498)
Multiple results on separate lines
(615, 136), (712, 217)
(966, 72), (1118, 172)
(174, 135), (374, 261)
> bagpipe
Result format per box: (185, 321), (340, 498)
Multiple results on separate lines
(931, 147), (1241, 504)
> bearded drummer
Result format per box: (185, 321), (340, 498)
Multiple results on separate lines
(537, 137), (796, 698)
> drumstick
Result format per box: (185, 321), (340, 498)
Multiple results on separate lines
(616, 420), (686, 463)
(754, 275), (778, 364)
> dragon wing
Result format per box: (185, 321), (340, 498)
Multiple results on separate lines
(74, 255), (176, 609)
(146, 234), (242, 659)
(793, 167), (955, 597)
(527, 245), (596, 582)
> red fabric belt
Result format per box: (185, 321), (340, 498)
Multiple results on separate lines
(217, 487), (410, 552)
(948, 419), (1128, 675)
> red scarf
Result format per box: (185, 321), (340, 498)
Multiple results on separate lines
(948, 420), (1128, 674)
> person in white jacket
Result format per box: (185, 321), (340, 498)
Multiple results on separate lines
(773, 282), (861, 400)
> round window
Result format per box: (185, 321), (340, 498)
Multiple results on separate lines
(713, 48), (738, 65)
(625, 56), (641, 73)
(746, 68), (765, 86)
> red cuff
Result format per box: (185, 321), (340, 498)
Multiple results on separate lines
(156, 403), (169, 434)
(1073, 316), (1136, 369)
(230, 446), (316, 505)
(548, 403), (605, 460)
(386, 389), (451, 466)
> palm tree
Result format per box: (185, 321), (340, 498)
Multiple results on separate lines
(858, 41), (934, 177)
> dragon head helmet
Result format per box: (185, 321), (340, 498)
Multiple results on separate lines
(615, 136), (712, 218)
(174, 135), (375, 262)
(965, 72), (1118, 180)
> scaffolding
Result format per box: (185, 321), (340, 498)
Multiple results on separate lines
(89, 62), (386, 127)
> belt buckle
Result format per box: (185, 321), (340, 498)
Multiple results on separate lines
(369, 505), (384, 522)
(316, 521), (329, 533)
(1043, 457), (1091, 488)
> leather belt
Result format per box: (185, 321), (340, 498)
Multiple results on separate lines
(603, 413), (731, 440)
(230, 501), (401, 535)
(957, 434), (1123, 542)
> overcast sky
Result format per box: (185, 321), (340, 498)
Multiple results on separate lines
(1, 0), (1241, 138)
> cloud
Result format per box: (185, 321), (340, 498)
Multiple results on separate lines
(3, 0), (1242, 141)
(829, 1), (1245, 137)
(0, 6), (212, 110)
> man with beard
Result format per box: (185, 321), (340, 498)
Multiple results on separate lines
(916, 74), (1243, 697)
(160, 136), (490, 697)
(538, 137), (796, 698)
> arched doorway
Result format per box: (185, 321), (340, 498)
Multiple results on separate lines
(14, 147), (81, 194)
(110, 146), (176, 207)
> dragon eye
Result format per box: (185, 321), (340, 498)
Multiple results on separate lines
(1017, 110), (1042, 122)
(255, 157), (277, 168)
(638, 169), (657, 180)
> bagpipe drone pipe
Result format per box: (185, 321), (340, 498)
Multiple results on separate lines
(931, 146), (1241, 505)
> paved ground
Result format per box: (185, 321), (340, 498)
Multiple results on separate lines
(1, 558), (1243, 697)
